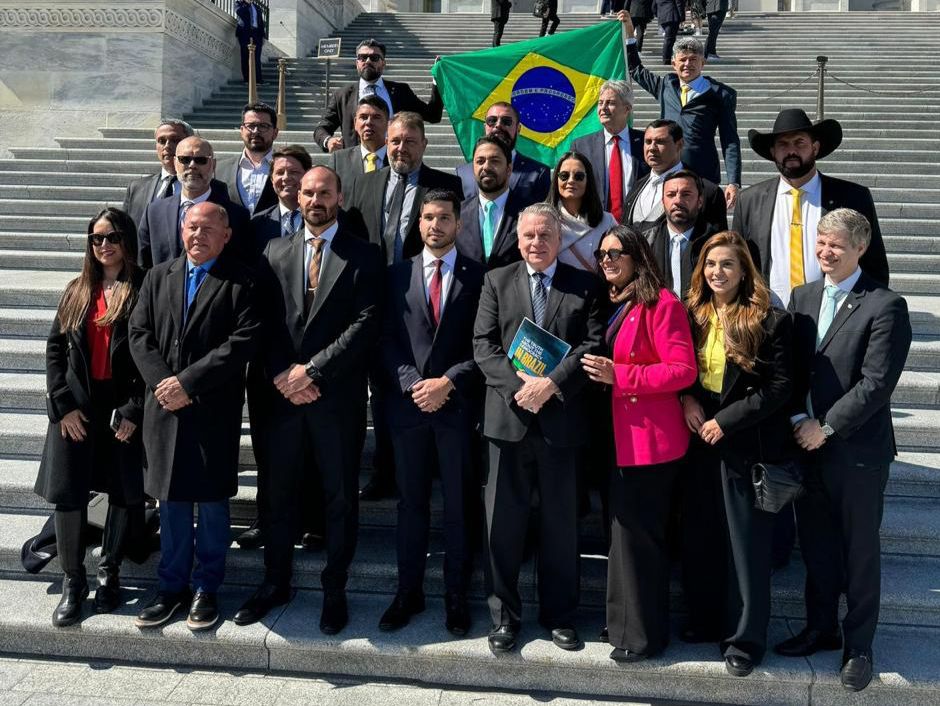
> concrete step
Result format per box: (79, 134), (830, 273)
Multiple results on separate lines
(0, 308), (54, 338)
(893, 273), (940, 297)
(0, 249), (84, 271)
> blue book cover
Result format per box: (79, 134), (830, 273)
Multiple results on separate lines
(507, 317), (573, 377)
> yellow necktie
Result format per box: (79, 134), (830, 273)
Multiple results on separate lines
(365, 153), (378, 173)
(789, 188), (805, 290)
(681, 84), (690, 107)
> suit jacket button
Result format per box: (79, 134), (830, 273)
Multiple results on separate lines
(630, 351), (635, 357)
(174, 339), (179, 346)
(629, 316), (635, 321)
(630, 396), (637, 403)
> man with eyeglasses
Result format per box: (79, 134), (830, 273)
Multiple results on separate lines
(216, 103), (279, 216)
(137, 137), (250, 269)
(456, 102), (550, 208)
(122, 119), (194, 227)
(570, 80), (648, 224)
(314, 39), (444, 154)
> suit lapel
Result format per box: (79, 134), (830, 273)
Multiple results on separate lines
(753, 180), (777, 276)
(490, 192), (520, 262)
(285, 231), (306, 322)
(183, 264), (225, 337)
(818, 286), (866, 352)
(166, 256), (186, 337)
(541, 267), (565, 329)
(516, 265), (535, 322)
(720, 359), (743, 404)
(306, 230), (349, 323)
(406, 259), (434, 370)
(459, 200), (485, 263)
(592, 132), (607, 205)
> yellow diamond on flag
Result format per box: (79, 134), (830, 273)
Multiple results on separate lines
(471, 52), (606, 149)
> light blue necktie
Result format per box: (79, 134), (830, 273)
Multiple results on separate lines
(481, 200), (496, 259)
(531, 272), (547, 327)
(816, 284), (843, 347)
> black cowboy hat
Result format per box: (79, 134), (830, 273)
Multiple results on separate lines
(748, 109), (843, 161)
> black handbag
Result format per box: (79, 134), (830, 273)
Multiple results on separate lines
(751, 426), (805, 514)
(533, 0), (550, 17)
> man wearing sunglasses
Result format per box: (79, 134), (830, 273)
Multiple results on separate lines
(314, 39), (444, 154)
(456, 102), (550, 209)
(215, 102), (280, 216)
(137, 137), (250, 269)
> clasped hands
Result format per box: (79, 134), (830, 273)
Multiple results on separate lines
(59, 409), (136, 443)
(793, 418), (827, 451)
(513, 372), (559, 414)
(681, 396), (724, 445)
(410, 376), (454, 413)
(273, 364), (321, 405)
(155, 376), (192, 412)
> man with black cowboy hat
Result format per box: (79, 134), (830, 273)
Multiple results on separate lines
(735, 108), (889, 307)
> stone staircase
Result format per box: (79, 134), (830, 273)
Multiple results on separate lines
(0, 10), (939, 705)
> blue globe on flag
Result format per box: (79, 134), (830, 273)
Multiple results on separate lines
(510, 67), (577, 134)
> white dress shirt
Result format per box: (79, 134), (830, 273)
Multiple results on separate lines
(634, 161), (684, 223)
(604, 127), (635, 198)
(154, 168), (181, 200)
(237, 149), (273, 214)
(770, 171), (823, 307)
(304, 221), (338, 289)
(422, 246), (458, 314)
(359, 77), (394, 119)
(278, 203), (301, 237)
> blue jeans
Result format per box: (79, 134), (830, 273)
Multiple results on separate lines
(158, 500), (230, 593)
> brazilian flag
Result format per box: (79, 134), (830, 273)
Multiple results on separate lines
(430, 21), (626, 168)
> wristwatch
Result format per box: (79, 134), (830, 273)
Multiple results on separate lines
(820, 420), (835, 438)
(304, 361), (323, 384)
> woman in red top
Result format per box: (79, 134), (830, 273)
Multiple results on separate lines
(582, 225), (697, 661)
(35, 207), (145, 627)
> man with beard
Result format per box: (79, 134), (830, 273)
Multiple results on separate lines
(570, 80), (648, 223)
(455, 137), (527, 270)
(216, 102), (279, 216)
(736, 109), (889, 307)
(315, 39), (444, 153)
(234, 166), (383, 632)
(330, 96), (390, 198)
(122, 119), (193, 227)
(456, 102), (550, 207)
(137, 136), (250, 269)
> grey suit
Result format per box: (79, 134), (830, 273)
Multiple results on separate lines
(330, 145), (388, 198)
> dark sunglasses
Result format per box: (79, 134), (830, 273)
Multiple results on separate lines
(484, 115), (515, 128)
(594, 248), (627, 262)
(558, 171), (586, 183)
(176, 155), (211, 166)
(89, 232), (123, 247)
(357, 53), (383, 62)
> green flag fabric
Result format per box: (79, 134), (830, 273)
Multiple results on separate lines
(430, 21), (627, 168)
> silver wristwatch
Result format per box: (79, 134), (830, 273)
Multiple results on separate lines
(820, 421), (835, 438)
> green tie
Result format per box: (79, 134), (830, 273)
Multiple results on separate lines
(482, 200), (496, 259)
(817, 284), (842, 348)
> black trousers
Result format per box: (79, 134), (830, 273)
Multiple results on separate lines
(239, 36), (264, 83)
(492, 18), (508, 47)
(262, 405), (363, 590)
(366, 374), (397, 488)
(633, 17), (650, 52)
(539, 10), (560, 36)
(795, 460), (889, 653)
(392, 414), (475, 596)
(661, 21), (680, 65)
(721, 467), (776, 664)
(607, 461), (679, 656)
(485, 430), (579, 627)
(705, 11), (726, 56)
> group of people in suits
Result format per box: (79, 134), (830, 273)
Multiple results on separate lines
(36, 18), (909, 690)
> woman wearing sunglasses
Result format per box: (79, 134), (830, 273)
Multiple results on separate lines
(547, 151), (618, 273)
(34, 207), (146, 627)
(581, 226), (697, 662)
(680, 231), (794, 677)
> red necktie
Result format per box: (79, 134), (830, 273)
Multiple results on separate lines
(429, 259), (443, 327)
(608, 134), (624, 222)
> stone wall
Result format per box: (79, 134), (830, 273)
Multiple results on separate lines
(267, 0), (372, 59)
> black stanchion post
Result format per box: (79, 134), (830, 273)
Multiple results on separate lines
(816, 55), (828, 121)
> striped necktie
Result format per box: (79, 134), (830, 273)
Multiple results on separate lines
(531, 272), (547, 327)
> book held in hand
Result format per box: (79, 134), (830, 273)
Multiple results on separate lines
(508, 317), (572, 377)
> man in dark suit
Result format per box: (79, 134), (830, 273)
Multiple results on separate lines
(457, 137), (525, 271)
(233, 166), (382, 634)
(625, 119), (727, 233)
(491, 0), (511, 46)
(122, 119), (193, 227)
(735, 109), (889, 307)
(377, 189), (485, 636)
(780, 208), (911, 693)
(620, 13), (741, 209)
(314, 39), (444, 153)
(570, 80), (648, 223)
(235, 0), (266, 84)
(456, 101), (550, 207)
(473, 203), (605, 653)
(215, 102), (279, 216)
(129, 202), (261, 631)
(137, 136), (250, 268)
(329, 95), (389, 197)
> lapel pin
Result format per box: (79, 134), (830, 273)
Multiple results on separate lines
(847, 304), (853, 309)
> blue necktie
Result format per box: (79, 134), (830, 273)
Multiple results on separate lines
(816, 284), (842, 347)
(531, 272), (547, 327)
(186, 265), (207, 313)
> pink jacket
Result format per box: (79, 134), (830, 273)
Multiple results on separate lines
(610, 289), (698, 467)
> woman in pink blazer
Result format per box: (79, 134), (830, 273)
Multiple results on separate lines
(582, 225), (697, 661)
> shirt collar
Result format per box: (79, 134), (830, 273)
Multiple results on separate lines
(181, 189), (212, 205)
(652, 161), (684, 179)
(186, 256), (217, 273)
(526, 260), (558, 281)
(666, 224), (695, 241)
(391, 166), (420, 185)
(160, 167), (175, 179)
(825, 266), (862, 293)
(278, 202), (298, 217)
(422, 245), (458, 269)
(604, 126), (632, 144)
(239, 149), (273, 170)
(360, 144), (387, 160)
(778, 170), (821, 197)
(359, 76), (386, 93)
(305, 220), (338, 244)
(679, 75), (710, 94)
(479, 189), (510, 210)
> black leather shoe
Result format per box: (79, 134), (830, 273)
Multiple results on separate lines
(359, 475), (395, 501)
(319, 590), (348, 635)
(599, 626), (609, 643)
(300, 533), (324, 551)
(725, 654), (754, 677)
(53, 577), (89, 628)
(610, 647), (648, 662)
(841, 650), (873, 692)
(551, 626), (582, 651)
(234, 583), (291, 626)
(378, 591), (425, 632)
(135, 589), (191, 628)
(236, 522), (264, 550)
(186, 591), (219, 631)
(93, 582), (120, 614)
(488, 622), (520, 652)
(445, 593), (471, 637)
(774, 628), (842, 657)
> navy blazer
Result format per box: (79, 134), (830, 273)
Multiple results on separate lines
(628, 42), (741, 186)
(569, 128), (649, 211)
(249, 202), (289, 256)
(455, 191), (527, 271)
(456, 152), (551, 207)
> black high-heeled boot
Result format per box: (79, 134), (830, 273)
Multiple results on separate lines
(52, 509), (88, 627)
(95, 504), (135, 613)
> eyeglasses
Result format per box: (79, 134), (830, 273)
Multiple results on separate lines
(357, 53), (384, 63)
(484, 116), (515, 128)
(176, 155), (211, 166)
(558, 171), (586, 183)
(593, 248), (627, 262)
(241, 122), (274, 132)
(89, 232), (123, 247)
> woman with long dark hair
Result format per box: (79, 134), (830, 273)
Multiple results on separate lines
(35, 207), (146, 626)
(547, 150), (618, 272)
(681, 231), (795, 677)
(581, 225), (697, 661)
